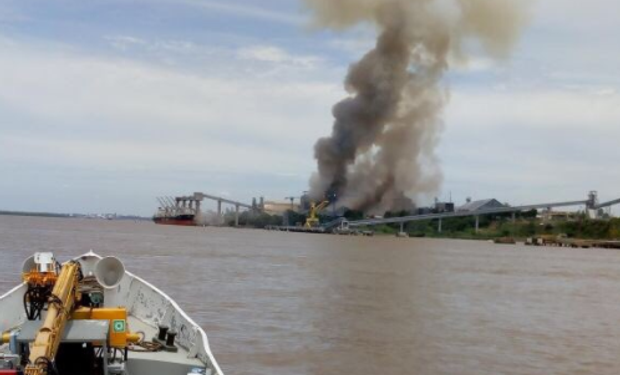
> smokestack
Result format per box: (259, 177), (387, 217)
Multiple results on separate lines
(305, 0), (527, 214)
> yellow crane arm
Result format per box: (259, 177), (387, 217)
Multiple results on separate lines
(315, 200), (330, 212)
(25, 262), (81, 375)
(304, 200), (330, 228)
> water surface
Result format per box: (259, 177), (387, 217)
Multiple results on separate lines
(2, 215), (620, 375)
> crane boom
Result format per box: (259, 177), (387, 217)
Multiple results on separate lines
(25, 262), (81, 375)
(304, 200), (330, 228)
(315, 201), (330, 212)
(157, 197), (169, 208)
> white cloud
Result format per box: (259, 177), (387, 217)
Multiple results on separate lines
(0, 135), (306, 175)
(327, 33), (375, 57)
(176, 0), (304, 25)
(104, 35), (146, 51)
(0, 37), (342, 178)
(447, 87), (620, 132)
(533, 0), (620, 35)
(440, 85), (620, 206)
(237, 45), (322, 68)
(104, 35), (208, 56)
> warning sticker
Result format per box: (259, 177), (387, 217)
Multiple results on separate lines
(113, 319), (126, 333)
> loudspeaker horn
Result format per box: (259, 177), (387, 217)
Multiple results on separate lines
(22, 255), (36, 274)
(94, 256), (126, 289)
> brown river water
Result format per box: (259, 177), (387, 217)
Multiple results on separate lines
(2, 215), (620, 375)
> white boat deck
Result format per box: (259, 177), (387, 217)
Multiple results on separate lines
(127, 316), (205, 368)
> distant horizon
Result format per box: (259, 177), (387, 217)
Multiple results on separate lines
(0, 209), (150, 219)
(2, 191), (612, 220)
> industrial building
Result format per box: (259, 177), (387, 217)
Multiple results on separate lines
(434, 201), (455, 213)
(457, 198), (506, 212)
(263, 200), (297, 215)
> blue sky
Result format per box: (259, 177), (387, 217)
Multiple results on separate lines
(1, 0), (619, 215)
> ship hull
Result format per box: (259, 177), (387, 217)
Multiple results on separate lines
(153, 215), (196, 226)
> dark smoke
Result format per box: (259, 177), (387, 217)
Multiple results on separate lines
(306, 0), (527, 213)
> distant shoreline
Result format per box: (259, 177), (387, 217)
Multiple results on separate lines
(0, 210), (71, 218)
(0, 210), (149, 221)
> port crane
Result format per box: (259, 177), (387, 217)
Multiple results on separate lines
(304, 200), (330, 228)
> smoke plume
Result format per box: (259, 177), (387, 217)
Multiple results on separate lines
(306, 0), (527, 213)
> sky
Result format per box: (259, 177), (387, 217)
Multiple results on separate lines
(0, 0), (619, 216)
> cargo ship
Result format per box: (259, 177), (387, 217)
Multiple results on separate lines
(153, 196), (198, 226)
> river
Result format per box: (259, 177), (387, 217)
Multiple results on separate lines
(2, 215), (620, 375)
